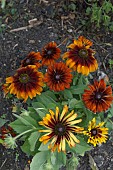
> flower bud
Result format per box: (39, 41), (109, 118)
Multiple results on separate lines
(4, 135), (17, 149)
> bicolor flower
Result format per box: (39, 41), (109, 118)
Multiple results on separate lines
(41, 42), (61, 66)
(44, 62), (73, 91)
(63, 36), (98, 75)
(5, 65), (43, 101)
(39, 105), (84, 152)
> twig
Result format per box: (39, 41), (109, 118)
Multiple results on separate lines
(0, 158), (7, 170)
(10, 18), (43, 32)
(57, 38), (68, 47)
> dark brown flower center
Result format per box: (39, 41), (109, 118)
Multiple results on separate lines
(95, 92), (102, 100)
(19, 74), (29, 83)
(47, 50), (53, 55)
(55, 74), (61, 80)
(91, 128), (98, 136)
(79, 49), (88, 58)
(55, 123), (66, 136)
(26, 58), (31, 64)
(44, 47), (56, 58)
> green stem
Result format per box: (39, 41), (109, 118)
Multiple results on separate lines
(14, 129), (35, 140)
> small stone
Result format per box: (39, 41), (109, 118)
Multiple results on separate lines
(68, 29), (73, 33)
(29, 40), (35, 44)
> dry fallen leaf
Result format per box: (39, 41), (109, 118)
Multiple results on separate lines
(88, 153), (99, 170)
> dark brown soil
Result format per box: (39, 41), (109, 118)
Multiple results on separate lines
(0, 0), (113, 170)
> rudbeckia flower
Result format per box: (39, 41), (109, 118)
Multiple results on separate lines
(82, 79), (113, 113)
(39, 105), (84, 152)
(5, 65), (43, 101)
(2, 83), (10, 95)
(44, 62), (73, 91)
(83, 118), (108, 146)
(63, 36), (98, 75)
(21, 52), (42, 68)
(41, 42), (61, 66)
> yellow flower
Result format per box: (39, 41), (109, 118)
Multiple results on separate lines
(83, 118), (108, 146)
(39, 105), (84, 152)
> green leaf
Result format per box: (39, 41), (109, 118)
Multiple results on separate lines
(69, 136), (92, 156)
(44, 90), (58, 101)
(21, 138), (41, 156)
(1, 0), (6, 9)
(0, 118), (8, 127)
(32, 102), (46, 110)
(70, 85), (86, 94)
(88, 153), (99, 170)
(62, 89), (73, 99)
(38, 142), (50, 151)
(10, 119), (32, 134)
(106, 120), (113, 131)
(36, 92), (57, 106)
(0, 139), (4, 144)
(13, 114), (38, 128)
(54, 151), (66, 167)
(32, 102), (48, 118)
(30, 151), (49, 170)
(69, 99), (83, 109)
(28, 131), (40, 151)
(46, 103), (57, 110)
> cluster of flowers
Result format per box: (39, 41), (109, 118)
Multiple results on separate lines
(2, 36), (113, 153)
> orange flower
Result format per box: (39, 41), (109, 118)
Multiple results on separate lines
(2, 83), (10, 95)
(41, 42), (61, 66)
(63, 36), (98, 75)
(21, 52), (42, 68)
(82, 79), (113, 113)
(39, 105), (84, 152)
(44, 62), (73, 91)
(5, 65), (43, 102)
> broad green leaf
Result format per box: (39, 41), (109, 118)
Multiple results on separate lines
(70, 85), (87, 94)
(62, 89), (73, 99)
(32, 102), (46, 110)
(69, 99), (83, 109)
(46, 103), (57, 110)
(88, 153), (99, 170)
(106, 120), (113, 131)
(51, 152), (56, 165)
(54, 151), (66, 167)
(28, 107), (41, 121)
(32, 102), (47, 118)
(21, 138), (41, 156)
(10, 119), (32, 134)
(0, 118), (8, 127)
(13, 114), (38, 128)
(30, 151), (49, 170)
(44, 90), (58, 101)
(38, 142), (50, 151)
(28, 131), (40, 151)
(36, 93), (57, 106)
(69, 136), (92, 156)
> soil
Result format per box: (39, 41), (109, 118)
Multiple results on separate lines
(0, 0), (113, 170)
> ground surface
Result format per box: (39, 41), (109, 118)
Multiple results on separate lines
(0, 0), (113, 170)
